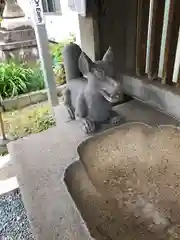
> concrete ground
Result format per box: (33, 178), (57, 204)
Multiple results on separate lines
(8, 103), (92, 240)
(0, 154), (18, 196)
(7, 100), (179, 239)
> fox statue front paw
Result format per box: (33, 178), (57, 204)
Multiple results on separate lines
(82, 119), (96, 134)
(67, 107), (75, 120)
(110, 114), (125, 126)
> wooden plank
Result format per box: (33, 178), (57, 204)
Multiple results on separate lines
(125, 0), (138, 74)
(151, 0), (165, 79)
(172, 28), (180, 83)
(145, 0), (158, 77)
(98, 0), (128, 71)
(136, 0), (150, 76)
(166, 0), (180, 84)
(42, 0), (49, 12)
(158, 0), (175, 84)
(145, 0), (165, 79)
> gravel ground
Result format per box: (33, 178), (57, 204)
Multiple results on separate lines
(0, 189), (34, 240)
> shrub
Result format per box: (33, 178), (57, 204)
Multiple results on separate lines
(0, 62), (44, 99)
(50, 42), (64, 65)
(27, 67), (45, 91)
(49, 35), (76, 85)
(53, 64), (66, 85)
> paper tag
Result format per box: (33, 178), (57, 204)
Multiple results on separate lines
(29, 0), (45, 25)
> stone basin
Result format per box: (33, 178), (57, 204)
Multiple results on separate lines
(65, 123), (180, 239)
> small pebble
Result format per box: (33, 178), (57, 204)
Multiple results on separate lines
(0, 189), (34, 240)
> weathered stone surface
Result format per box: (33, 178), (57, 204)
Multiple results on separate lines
(1, 17), (32, 30)
(8, 104), (92, 240)
(122, 75), (180, 121)
(78, 123), (180, 239)
(0, 27), (35, 43)
(0, 0), (36, 64)
(29, 91), (47, 105)
(3, 86), (64, 111)
(2, 0), (25, 19)
(3, 94), (31, 111)
(0, 39), (36, 50)
(7, 101), (179, 239)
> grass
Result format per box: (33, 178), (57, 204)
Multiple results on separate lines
(2, 102), (56, 139)
(49, 33), (76, 65)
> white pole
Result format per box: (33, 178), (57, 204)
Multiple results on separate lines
(29, 0), (59, 108)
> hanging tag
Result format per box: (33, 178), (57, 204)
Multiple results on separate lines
(29, 0), (45, 25)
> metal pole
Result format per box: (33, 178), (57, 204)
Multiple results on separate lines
(29, 0), (59, 108)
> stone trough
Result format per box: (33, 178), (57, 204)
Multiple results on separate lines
(65, 123), (180, 239)
(8, 100), (180, 239)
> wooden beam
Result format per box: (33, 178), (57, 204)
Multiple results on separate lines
(166, 0), (180, 85)
(145, 0), (165, 79)
(172, 28), (180, 84)
(125, 0), (138, 74)
(136, 0), (150, 76)
(158, 0), (175, 84)
(145, 0), (158, 77)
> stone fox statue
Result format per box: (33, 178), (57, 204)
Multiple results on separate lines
(63, 43), (124, 133)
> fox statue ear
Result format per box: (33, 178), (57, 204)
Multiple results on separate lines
(102, 46), (113, 63)
(78, 52), (94, 76)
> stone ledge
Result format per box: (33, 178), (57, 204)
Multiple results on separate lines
(0, 40), (37, 50)
(122, 75), (180, 121)
(3, 85), (65, 111)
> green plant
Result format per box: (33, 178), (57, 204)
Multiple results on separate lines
(49, 35), (76, 85)
(53, 65), (66, 85)
(0, 62), (44, 99)
(0, 62), (31, 98)
(27, 68), (45, 91)
(49, 34), (76, 66)
(50, 42), (64, 65)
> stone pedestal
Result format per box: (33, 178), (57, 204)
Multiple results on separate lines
(0, 0), (38, 65)
(2, 0), (25, 18)
(0, 26), (38, 65)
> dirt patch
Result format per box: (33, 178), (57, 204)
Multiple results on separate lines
(2, 101), (55, 138)
(76, 123), (180, 239)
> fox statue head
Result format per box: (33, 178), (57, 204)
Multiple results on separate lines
(79, 47), (122, 103)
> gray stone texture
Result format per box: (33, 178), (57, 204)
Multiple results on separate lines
(122, 75), (180, 121)
(63, 43), (82, 81)
(7, 100), (179, 239)
(0, 1), (38, 65)
(3, 85), (64, 111)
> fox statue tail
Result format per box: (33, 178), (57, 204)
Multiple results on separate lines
(63, 43), (83, 82)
